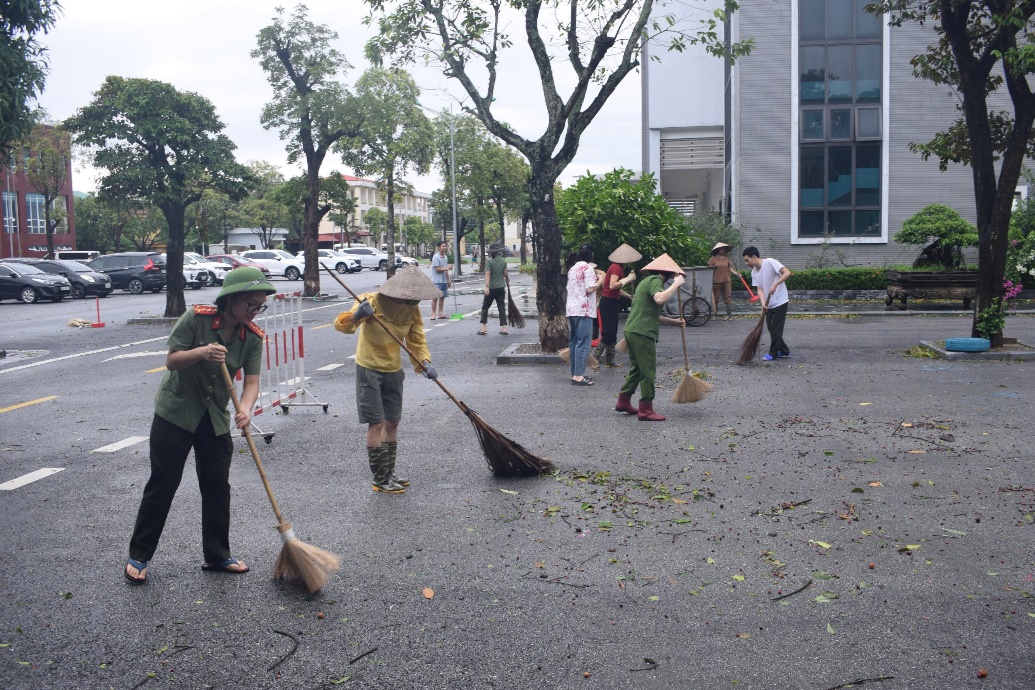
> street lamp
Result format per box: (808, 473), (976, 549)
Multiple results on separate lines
(449, 104), (460, 279)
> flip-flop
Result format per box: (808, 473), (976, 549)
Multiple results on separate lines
(476, 331), (487, 336)
(201, 558), (249, 574)
(571, 378), (594, 386)
(124, 557), (147, 584)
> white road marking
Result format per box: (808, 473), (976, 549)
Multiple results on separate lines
(102, 351), (167, 362)
(92, 436), (149, 453)
(0, 336), (168, 375)
(317, 363), (345, 371)
(347, 354), (356, 360)
(0, 467), (64, 491)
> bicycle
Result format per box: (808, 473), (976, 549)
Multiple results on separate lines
(662, 270), (712, 327)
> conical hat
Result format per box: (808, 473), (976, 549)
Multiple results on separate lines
(711, 242), (731, 254)
(378, 266), (444, 301)
(641, 253), (685, 276)
(608, 243), (642, 263)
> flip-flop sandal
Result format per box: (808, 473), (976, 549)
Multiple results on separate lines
(476, 331), (487, 336)
(571, 378), (594, 386)
(124, 557), (148, 584)
(201, 558), (249, 574)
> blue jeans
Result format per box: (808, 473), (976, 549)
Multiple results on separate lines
(567, 315), (593, 377)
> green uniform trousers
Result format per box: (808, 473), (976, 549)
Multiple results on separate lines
(620, 331), (657, 401)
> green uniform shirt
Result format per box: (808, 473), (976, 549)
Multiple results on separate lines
(486, 256), (508, 289)
(623, 274), (664, 341)
(154, 306), (264, 435)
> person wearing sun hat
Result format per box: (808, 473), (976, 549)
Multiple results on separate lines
(614, 253), (686, 421)
(335, 266), (442, 494)
(708, 242), (736, 321)
(123, 266), (277, 585)
(592, 242), (641, 367)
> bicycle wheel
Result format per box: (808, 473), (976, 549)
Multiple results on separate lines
(683, 296), (712, 327)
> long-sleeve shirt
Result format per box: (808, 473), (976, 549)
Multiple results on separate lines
(334, 292), (431, 373)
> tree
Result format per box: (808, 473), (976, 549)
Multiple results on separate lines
(124, 206), (167, 251)
(253, 4), (361, 295)
(66, 76), (252, 317)
(338, 66), (434, 278)
(0, 0), (61, 157)
(894, 203), (979, 270)
(71, 194), (109, 252)
(557, 168), (709, 270)
(869, 0), (1035, 346)
(484, 141), (529, 248)
(364, 0), (752, 349)
(403, 215), (437, 256)
(364, 206), (388, 247)
(19, 118), (70, 258)
(238, 161), (287, 249)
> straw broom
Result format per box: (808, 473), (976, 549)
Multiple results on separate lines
(220, 363), (340, 593)
(325, 267), (554, 477)
(737, 307), (767, 365)
(672, 290), (714, 403)
(556, 347), (598, 370)
(506, 285), (525, 328)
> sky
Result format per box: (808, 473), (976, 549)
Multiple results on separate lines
(36, 0), (644, 197)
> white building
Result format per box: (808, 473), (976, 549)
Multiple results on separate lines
(320, 174), (433, 247)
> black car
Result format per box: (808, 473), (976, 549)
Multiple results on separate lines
(88, 252), (166, 294)
(0, 262), (73, 303)
(6, 258), (113, 298)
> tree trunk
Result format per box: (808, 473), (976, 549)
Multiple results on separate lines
(520, 211), (529, 265)
(45, 214), (55, 258)
(386, 172), (397, 280)
(528, 172), (566, 351)
(163, 204), (186, 318)
(301, 152), (325, 297)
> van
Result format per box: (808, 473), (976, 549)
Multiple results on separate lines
(55, 250), (101, 262)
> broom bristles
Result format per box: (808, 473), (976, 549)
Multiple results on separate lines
(507, 292), (526, 328)
(466, 407), (555, 477)
(271, 525), (341, 593)
(672, 372), (714, 404)
(556, 348), (597, 370)
(737, 312), (766, 365)
(616, 338), (628, 354)
(557, 347), (570, 362)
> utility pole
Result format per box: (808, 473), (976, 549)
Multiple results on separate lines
(449, 105), (460, 279)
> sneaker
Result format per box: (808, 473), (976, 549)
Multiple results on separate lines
(780, 351), (791, 358)
(762, 353), (775, 361)
(372, 479), (406, 494)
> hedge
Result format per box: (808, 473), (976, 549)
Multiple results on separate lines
(731, 267), (889, 291)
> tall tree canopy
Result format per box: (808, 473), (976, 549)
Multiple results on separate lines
(19, 118), (70, 257)
(65, 76), (252, 317)
(0, 0), (61, 156)
(364, 0), (752, 349)
(253, 4), (360, 295)
(338, 66), (433, 278)
(869, 0), (1035, 345)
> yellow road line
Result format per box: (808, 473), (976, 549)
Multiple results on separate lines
(0, 395), (59, 414)
(147, 366), (167, 373)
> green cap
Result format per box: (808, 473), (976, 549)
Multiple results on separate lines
(217, 266), (277, 299)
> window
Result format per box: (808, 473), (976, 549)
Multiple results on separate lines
(26, 193), (46, 233)
(798, 0), (883, 238)
(2, 191), (16, 234)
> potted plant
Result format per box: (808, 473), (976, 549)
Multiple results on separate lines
(885, 204), (979, 309)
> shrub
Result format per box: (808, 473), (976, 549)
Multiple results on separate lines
(732, 267), (888, 291)
(893, 204), (978, 270)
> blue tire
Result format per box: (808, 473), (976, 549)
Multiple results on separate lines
(944, 337), (990, 352)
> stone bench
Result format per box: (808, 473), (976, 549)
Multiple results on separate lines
(884, 269), (977, 310)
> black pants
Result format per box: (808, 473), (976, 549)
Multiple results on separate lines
(129, 412), (234, 564)
(765, 302), (790, 357)
(598, 296), (621, 346)
(480, 287), (507, 326)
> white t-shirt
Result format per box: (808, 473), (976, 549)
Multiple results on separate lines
(751, 258), (789, 309)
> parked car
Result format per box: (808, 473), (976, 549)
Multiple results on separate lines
(297, 249), (361, 274)
(336, 246), (394, 271)
(161, 254), (210, 289)
(206, 254), (273, 279)
(394, 253), (419, 267)
(87, 252), (167, 294)
(184, 252), (231, 285)
(53, 250), (101, 262)
(3, 258), (113, 298)
(0, 262), (72, 303)
(239, 249), (304, 280)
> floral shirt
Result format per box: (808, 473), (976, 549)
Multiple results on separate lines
(566, 261), (598, 318)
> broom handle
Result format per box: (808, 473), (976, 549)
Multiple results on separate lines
(676, 287), (691, 371)
(323, 267), (473, 415)
(220, 362), (287, 525)
(735, 271), (757, 300)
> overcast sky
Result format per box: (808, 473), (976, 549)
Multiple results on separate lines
(37, 0), (643, 196)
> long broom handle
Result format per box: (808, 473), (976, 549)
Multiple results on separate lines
(323, 267), (472, 415)
(734, 271), (758, 300)
(676, 287), (691, 371)
(220, 362), (287, 525)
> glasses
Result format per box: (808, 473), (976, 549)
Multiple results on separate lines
(243, 301), (268, 314)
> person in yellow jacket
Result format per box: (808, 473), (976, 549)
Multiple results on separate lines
(335, 267), (443, 494)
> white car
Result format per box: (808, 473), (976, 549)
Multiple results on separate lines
(337, 246), (411, 271)
(162, 254), (209, 289)
(395, 254), (419, 267)
(296, 249), (361, 274)
(239, 249), (304, 280)
(185, 252), (231, 285)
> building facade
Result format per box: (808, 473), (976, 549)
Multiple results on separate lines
(642, 0), (1005, 267)
(1, 136), (77, 259)
(319, 174), (433, 247)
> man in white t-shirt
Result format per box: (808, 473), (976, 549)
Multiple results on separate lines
(430, 241), (451, 320)
(743, 246), (793, 361)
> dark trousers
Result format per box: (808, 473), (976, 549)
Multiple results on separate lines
(598, 296), (621, 346)
(129, 412), (234, 564)
(480, 287), (507, 326)
(765, 302), (790, 357)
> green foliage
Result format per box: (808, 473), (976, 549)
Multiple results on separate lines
(557, 168), (709, 269)
(403, 216), (437, 254)
(1006, 231), (1035, 287)
(364, 207), (387, 242)
(975, 298), (1006, 340)
(893, 204), (978, 269)
(0, 0), (60, 157)
(19, 119), (70, 256)
(766, 267), (889, 291)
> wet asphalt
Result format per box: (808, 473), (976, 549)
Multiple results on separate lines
(0, 268), (1033, 689)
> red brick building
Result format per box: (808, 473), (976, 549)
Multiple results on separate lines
(1, 132), (77, 259)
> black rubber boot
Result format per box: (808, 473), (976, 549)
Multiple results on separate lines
(369, 445), (404, 493)
(384, 440), (409, 486)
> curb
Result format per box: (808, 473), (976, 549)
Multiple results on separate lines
(919, 339), (1035, 361)
(496, 343), (564, 365)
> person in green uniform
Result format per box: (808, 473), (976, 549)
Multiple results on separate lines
(124, 267), (276, 584)
(614, 254), (686, 421)
(477, 242), (510, 335)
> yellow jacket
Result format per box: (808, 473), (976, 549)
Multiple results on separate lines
(334, 292), (431, 373)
